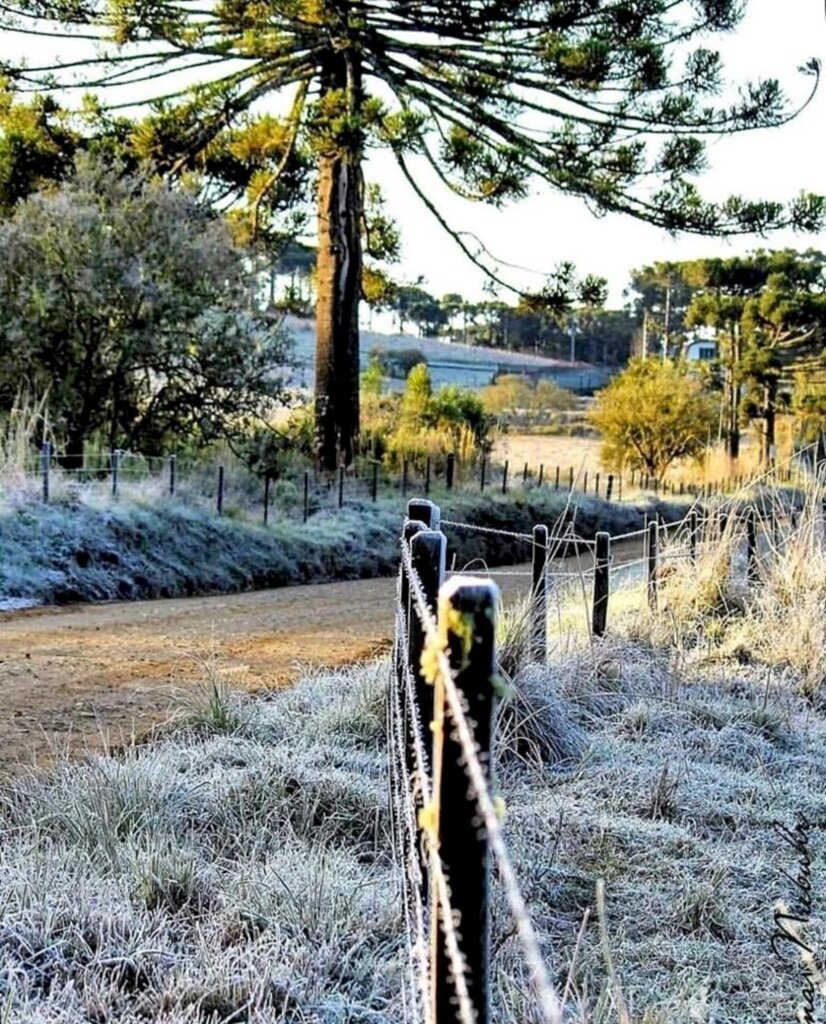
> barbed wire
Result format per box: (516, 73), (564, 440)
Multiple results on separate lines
(399, 538), (564, 1024)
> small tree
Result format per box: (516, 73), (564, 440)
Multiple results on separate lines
(589, 359), (718, 479)
(0, 158), (291, 464)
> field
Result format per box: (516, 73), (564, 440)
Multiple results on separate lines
(493, 429), (793, 487)
(1, 492), (824, 1022)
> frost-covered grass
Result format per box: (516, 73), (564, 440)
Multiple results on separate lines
(0, 488), (685, 606)
(3, 507), (826, 1022)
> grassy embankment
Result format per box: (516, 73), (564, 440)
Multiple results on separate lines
(0, 488), (689, 606)
(1, 494), (825, 1021)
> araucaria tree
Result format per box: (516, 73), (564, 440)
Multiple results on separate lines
(4, 1), (823, 467)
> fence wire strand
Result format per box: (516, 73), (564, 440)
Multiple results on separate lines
(399, 538), (564, 1024)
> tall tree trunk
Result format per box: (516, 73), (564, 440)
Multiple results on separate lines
(314, 55), (363, 471)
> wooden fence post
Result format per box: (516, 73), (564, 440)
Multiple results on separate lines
(606, 474), (614, 502)
(537, 464), (544, 488)
(592, 531), (610, 637)
(595, 472), (600, 497)
(371, 462), (379, 503)
(446, 453), (455, 490)
(425, 457), (432, 496)
(646, 519), (658, 609)
(408, 529), (446, 775)
(303, 471), (310, 523)
(746, 507), (758, 582)
(569, 466), (574, 491)
(112, 449), (122, 499)
(501, 460), (509, 495)
(407, 498), (441, 532)
(531, 524), (548, 662)
(41, 441), (51, 503)
(338, 465), (345, 509)
(554, 466), (560, 491)
(583, 470), (588, 493)
(263, 473), (271, 525)
(522, 462), (529, 486)
(431, 577), (498, 1024)
(168, 454), (176, 497)
(689, 509), (698, 564)
(480, 455), (487, 493)
(618, 475), (622, 501)
(216, 464), (224, 515)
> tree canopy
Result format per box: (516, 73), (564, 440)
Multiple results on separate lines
(682, 250), (826, 464)
(589, 358), (719, 478)
(0, 159), (291, 464)
(2, 0), (823, 466)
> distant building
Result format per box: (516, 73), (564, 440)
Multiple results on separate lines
(684, 328), (718, 363)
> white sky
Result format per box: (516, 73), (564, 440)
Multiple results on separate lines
(4, 0), (825, 309)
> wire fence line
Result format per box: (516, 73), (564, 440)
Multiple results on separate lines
(2, 439), (820, 524)
(389, 491), (816, 1022)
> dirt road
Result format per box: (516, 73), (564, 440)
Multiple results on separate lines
(0, 569), (538, 775)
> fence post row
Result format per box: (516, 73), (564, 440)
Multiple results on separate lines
(263, 473), (271, 525)
(112, 449), (122, 499)
(531, 524), (549, 662)
(303, 471), (310, 523)
(688, 509), (698, 564)
(592, 531), (610, 637)
(646, 518), (658, 609)
(41, 441), (51, 503)
(431, 576), (498, 1024)
(746, 506), (758, 582)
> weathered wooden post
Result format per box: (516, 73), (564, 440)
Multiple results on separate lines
(263, 473), (271, 525)
(522, 461), (529, 486)
(216, 464), (224, 515)
(583, 470), (588, 493)
(537, 464), (544, 488)
(646, 519), (658, 609)
(689, 509), (698, 564)
(569, 466), (574, 491)
(402, 460), (409, 498)
(606, 474), (614, 501)
(431, 576), (498, 1024)
(303, 471), (310, 523)
(407, 498), (441, 532)
(554, 465), (560, 491)
(338, 465), (345, 509)
(446, 453), (455, 491)
(480, 455), (487, 493)
(501, 460), (509, 495)
(168, 454), (176, 497)
(595, 472), (600, 497)
(41, 441), (51, 503)
(531, 524), (549, 661)
(408, 528), (446, 773)
(425, 457), (432, 496)
(592, 531), (610, 638)
(746, 507), (758, 583)
(112, 449), (122, 499)
(371, 462), (379, 503)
